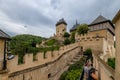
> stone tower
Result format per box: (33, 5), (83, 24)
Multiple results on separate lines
(55, 18), (67, 40)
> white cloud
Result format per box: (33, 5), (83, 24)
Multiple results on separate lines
(0, 0), (119, 37)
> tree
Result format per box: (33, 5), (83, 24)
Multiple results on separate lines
(70, 32), (75, 43)
(63, 32), (70, 38)
(63, 38), (71, 45)
(77, 24), (89, 35)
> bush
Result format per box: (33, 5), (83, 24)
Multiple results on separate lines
(63, 38), (71, 45)
(63, 32), (70, 38)
(84, 48), (92, 56)
(107, 58), (115, 69)
(65, 70), (81, 80)
(70, 32), (75, 43)
(60, 56), (86, 80)
(45, 39), (57, 46)
(60, 71), (68, 80)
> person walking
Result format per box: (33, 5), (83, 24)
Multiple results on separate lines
(84, 63), (89, 80)
(88, 68), (98, 80)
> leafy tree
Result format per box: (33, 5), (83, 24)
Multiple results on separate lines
(77, 24), (89, 35)
(63, 32), (70, 38)
(10, 34), (46, 64)
(70, 31), (75, 43)
(63, 38), (71, 45)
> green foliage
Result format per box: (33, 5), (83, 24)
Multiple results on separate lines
(70, 32), (75, 43)
(64, 32), (70, 38)
(10, 34), (46, 50)
(77, 24), (89, 35)
(84, 48), (92, 56)
(63, 38), (71, 45)
(18, 54), (24, 65)
(60, 56), (86, 80)
(45, 39), (58, 46)
(65, 70), (81, 80)
(60, 71), (68, 80)
(10, 34), (46, 64)
(10, 34), (60, 63)
(107, 58), (115, 69)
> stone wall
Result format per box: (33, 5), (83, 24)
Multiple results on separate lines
(114, 15), (120, 80)
(0, 39), (5, 70)
(75, 29), (115, 61)
(6, 43), (80, 80)
(92, 51), (115, 80)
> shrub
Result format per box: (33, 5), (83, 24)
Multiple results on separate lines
(45, 39), (57, 46)
(107, 58), (115, 69)
(63, 38), (71, 45)
(60, 71), (68, 80)
(84, 48), (92, 56)
(65, 70), (81, 80)
(70, 32), (75, 43)
(64, 32), (70, 38)
(60, 56), (86, 80)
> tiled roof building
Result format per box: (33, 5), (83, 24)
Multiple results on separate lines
(0, 29), (11, 39)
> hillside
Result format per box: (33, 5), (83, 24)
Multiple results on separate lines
(10, 34), (46, 55)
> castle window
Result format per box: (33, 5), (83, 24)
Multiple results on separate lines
(99, 24), (103, 29)
(48, 73), (51, 78)
(96, 33), (99, 37)
(81, 46), (83, 52)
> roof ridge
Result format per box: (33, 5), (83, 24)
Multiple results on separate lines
(0, 29), (11, 39)
(90, 15), (108, 25)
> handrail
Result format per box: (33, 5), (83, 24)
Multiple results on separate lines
(79, 68), (84, 80)
(92, 50), (115, 80)
(79, 56), (87, 80)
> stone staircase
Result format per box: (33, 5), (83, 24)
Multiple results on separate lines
(68, 53), (82, 65)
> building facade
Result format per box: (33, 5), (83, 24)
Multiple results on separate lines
(70, 15), (115, 61)
(112, 10), (120, 80)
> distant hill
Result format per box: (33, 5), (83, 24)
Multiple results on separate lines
(10, 34), (46, 55)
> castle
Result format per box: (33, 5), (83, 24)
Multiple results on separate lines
(55, 15), (115, 61)
(0, 14), (118, 80)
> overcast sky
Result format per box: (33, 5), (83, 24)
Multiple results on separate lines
(0, 0), (119, 38)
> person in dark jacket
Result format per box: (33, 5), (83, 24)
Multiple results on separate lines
(88, 68), (98, 80)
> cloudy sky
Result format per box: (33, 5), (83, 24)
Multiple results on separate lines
(0, 0), (119, 38)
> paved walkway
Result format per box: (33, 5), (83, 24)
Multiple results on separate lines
(83, 75), (87, 80)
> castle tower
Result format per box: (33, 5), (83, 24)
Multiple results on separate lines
(55, 18), (67, 40)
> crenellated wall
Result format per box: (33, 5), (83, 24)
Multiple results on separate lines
(75, 30), (115, 61)
(5, 43), (80, 80)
